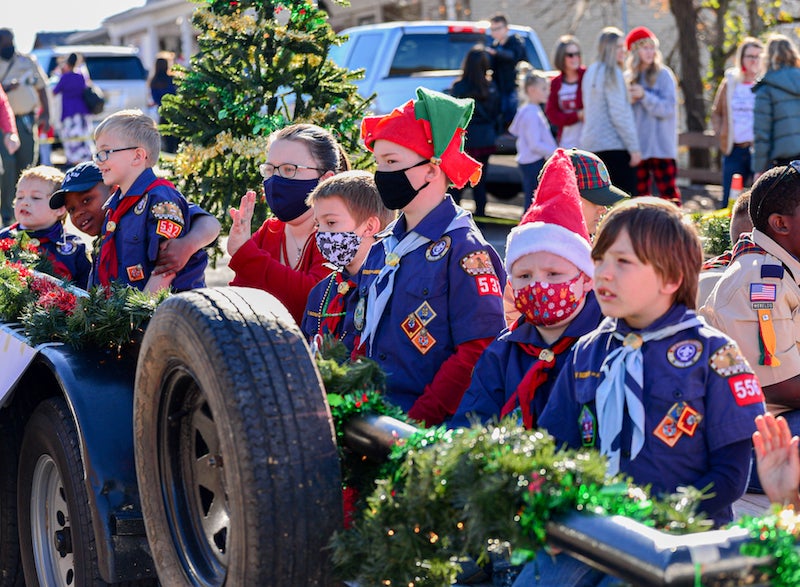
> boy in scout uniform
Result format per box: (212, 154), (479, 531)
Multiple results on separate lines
(701, 163), (800, 491)
(358, 87), (506, 427)
(90, 109), (208, 293)
(451, 149), (602, 429)
(517, 198), (764, 586)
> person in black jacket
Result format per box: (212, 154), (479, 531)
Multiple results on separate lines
(449, 45), (500, 217)
(487, 13), (526, 128)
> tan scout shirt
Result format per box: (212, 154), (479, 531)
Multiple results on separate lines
(700, 229), (800, 414)
(0, 53), (47, 115)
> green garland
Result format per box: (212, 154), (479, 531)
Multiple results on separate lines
(736, 507), (800, 587)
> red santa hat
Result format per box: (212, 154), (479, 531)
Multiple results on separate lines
(625, 26), (657, 51)
(504, 148), (593, 277)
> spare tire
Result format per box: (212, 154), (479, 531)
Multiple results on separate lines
(134, 287), (342, 586)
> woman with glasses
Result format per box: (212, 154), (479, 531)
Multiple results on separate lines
(754, 34), (800, 180)
(545, 35), (586, 148)
(226, 123), (351, 324)
(711, 37), (764, 209)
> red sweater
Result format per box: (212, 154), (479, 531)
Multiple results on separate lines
(0, 86), (17, 135)
(544, 67), (585, 142)
(229, 217), (329, 325)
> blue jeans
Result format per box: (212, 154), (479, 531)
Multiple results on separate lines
(721, 145), (752, 209)
(748, 408), (800, 493)
(519, 158), (546, 212)
(512, 550), (620, 587)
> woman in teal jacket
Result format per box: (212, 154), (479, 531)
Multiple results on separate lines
(753, 34), (800, 174)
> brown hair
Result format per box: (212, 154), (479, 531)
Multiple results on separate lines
(269, 123), (351, 175)
(553, 35), (581, 74)
(306, 170), (395, 229)
(17, 165), (67, 221)
(592, 197), (702, 309)
(766, 33), (800, 70)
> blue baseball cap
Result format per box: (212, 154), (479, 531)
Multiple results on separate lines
(50, 161), (104, 209)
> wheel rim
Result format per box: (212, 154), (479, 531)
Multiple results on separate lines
(159, 366), (229, 585)
(30, 454), (75, 586)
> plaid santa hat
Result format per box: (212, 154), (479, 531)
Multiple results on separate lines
(505, 148), (593, 277)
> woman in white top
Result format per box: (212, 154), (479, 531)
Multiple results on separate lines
(545, 35), (585, 148)
(579, 27), (641, 197)
(711, 37), (764, 208)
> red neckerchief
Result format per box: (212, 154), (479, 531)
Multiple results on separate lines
(319, 270), (356, 338)
(96, 178), (173, 286)
(500, 318), (577, 429)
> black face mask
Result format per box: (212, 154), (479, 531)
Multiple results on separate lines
(0, 45), (14, 61)
(263, 175), (318, 222)
(374, 159), (431, 210)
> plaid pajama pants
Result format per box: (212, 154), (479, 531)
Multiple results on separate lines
(635, 158), (681, 204)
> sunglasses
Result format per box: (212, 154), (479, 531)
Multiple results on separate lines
(755, 160), (800, 221)
(565, 52), (581, 58)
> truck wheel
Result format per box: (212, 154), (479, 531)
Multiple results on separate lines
(18, 398), (106, 587)
(0, 410), (22, 587)
(134, 287), (342, 586)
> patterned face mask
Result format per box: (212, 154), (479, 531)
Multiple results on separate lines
(315, 230), (362, 268)
(514, 272), (586, 326)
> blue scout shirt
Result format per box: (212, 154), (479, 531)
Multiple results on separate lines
(358, 196), (506, 414)
(302, 266), (374, 355)
(0, 222), (91, 289)
(539, 304), (765, 526)
(451, 292), (602, 428)
(91, 168), (208, 292)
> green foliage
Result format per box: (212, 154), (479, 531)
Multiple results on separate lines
(737, 506), (800, 587)
(160, 0), (373, 231)
(692, 210), (732, 257)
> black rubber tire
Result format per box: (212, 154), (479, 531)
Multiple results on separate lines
(0, 409), (22, 587)
(18, 397), (107, 587)
(134, 287), (342, 586)
(486, 181), (521, 200)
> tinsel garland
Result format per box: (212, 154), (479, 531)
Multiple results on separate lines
(0, 250), (167, 350)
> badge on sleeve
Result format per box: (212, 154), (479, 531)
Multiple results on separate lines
(579, 406), (595, 447)
(425, 236), (451, 261)
(126, 264), (145, 282)
(728, 373), (764, 407)
(749, 283), (777, 303)
(151, 201), (185, 239)
(134, 193), (149, 215)
(56, 240), (76, 255)
(709, 342), (753, 377)
(666, 340), (702, 368)
(460, 250), (496, 276)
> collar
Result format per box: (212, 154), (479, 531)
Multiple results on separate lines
(122, 168), (158, 198)
(752, 228), (800, 277)
(390, 195), (460, 242)
(602, 303), (691, 337)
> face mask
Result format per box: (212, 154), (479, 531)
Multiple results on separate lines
(514, 273), (586, 327)
(0, 46), (13, 60)
(263, 176), (318, 222)
(374, 159), (430, 210)
(315, 230), (362, 268)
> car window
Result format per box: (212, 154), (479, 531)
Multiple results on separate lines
(389, 32), (485, 76)
(85, 56), (147, 81)
(339, 32), (383, 73)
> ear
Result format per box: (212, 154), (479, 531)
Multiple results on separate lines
(769, 212), (791, 236)
(360, 215), (381, 238)
(660, 274), (682, 296)
(581, 276), (594, 294)
(320, 170), (336, 181)
(424, 162), (443, 182)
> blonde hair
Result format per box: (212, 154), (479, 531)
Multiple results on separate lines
(625, 36), (663, 87)
(306, 170), (395, 229)
(766, 33), (800, 70)
(94, 109), (161, 166)
(596, 27), (624, 88)
(17, 165), (67, 221)
(735, 37), (764, 74)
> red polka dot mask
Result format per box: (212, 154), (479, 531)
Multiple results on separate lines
(514, 273), (588, 327)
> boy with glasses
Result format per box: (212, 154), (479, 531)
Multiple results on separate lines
(701, 163), (800, 491)
(90, 109), (209, 292)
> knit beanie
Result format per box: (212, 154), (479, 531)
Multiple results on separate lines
(361, 87), (483, 189)
(505, 148), (593, 277)
(625, 26), (657, 51)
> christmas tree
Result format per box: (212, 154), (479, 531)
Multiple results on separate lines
(160, 0), (373, 230)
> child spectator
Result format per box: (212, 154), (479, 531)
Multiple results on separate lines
(90, 109), (209, 293)
(50, 161), (220, 278)
(519, 197), (765, 585)
(0, 165), (90, 288)
(452, 148), (602, 428)
(301, 170), (394, 355)
(509, 70), (557, 211)
(227, 124), (350, 325)
(358, 87), (506, 426)
(700, 165), (800, 491)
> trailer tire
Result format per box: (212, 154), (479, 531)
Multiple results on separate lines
(134, 287), (342, 586)
(18, 398), (106, 586)
(0, 409), (22, 587)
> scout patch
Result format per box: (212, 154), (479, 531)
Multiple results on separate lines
(709, 342), (753, 377)
(460, 250), (496, 276)
(666, 340), (702, 368)
(475, 274), (502, 296)
(728, 373), (764, 407)
(151, 201), (185, 240)
(401, 313), (422, 339)
(653, 410), (681, 447)
(415, 301), (436, 325)
(579, 406), (595, 447)
(126, 264), (145, 282)
(425, 236), (451, 261)
(156, 219), (183, 239)
(677, 404), (702, 436)
(134, 193), (148, 215)
(353, 297), (365, 331)
(56, 240), (76, 255)
(412, 328), (436, 355)
(750, 283), (776, 303)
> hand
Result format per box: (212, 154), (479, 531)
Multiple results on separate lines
(577, 109), (584, 122)
(4, 132), (19, 155)
(753, 412), (800, 507)
(628, 83), (644, 102)
(144, 272), (175, 294)
(227, 190), (256, 257)
(153, 237), (193, 276)
(629, 151), (642, 167)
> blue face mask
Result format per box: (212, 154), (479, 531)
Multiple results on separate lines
(263, 176), (319, 222)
